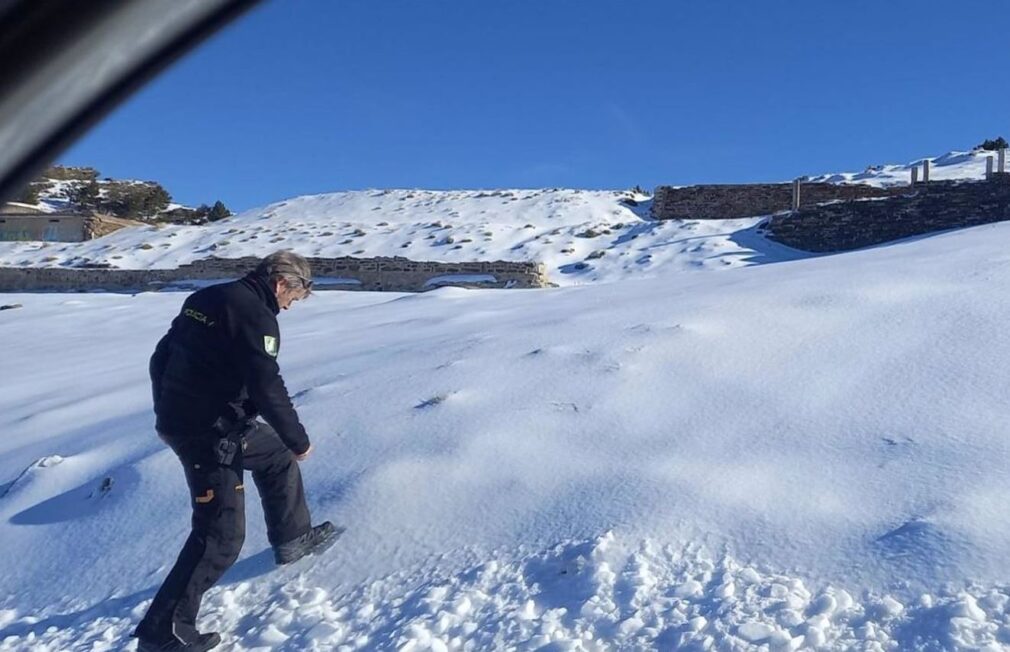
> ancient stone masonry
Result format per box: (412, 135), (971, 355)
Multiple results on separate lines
(767, 176), (1010, 253)
(0, 255), (549, 292)
(83, 214), (146, 239)
(651, 183), (901, 220)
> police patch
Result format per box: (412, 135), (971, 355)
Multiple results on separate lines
(264, 335), (278, 357)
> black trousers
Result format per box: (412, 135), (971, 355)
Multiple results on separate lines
(136, 421), (311, 643)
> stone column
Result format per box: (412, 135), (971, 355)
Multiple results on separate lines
(911, 166), (919, 185)
(987, 156), (994, 180)
(922, 160), (930, 183)
(792, 178), (801, 211)
(1000, 148), (1006, 174)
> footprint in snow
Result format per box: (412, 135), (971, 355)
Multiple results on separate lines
(1, 455), (64, 499)
(879, 436), (915, 468)
(11, 466), (141, 525)
(415, 394), (449, 410)
(626, 323), (682, 336)
(873, 516), (961, 573)
(88, 476), (114, 499)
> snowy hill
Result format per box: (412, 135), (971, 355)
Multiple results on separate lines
(1, 149), (1003, 288)
(5, 216), (1010, 649)
(808, 148), (996, 187)
(0, 189), (803, 286)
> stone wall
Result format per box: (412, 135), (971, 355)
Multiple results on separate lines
(0, 255), (549, 293)
(767, 176), (1010, 252)
(84, 214), (146, 239)
(651, 182), (901, 220)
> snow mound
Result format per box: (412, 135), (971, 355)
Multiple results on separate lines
(5, 533), (1010, 650)
(8, 151), (1010, 650)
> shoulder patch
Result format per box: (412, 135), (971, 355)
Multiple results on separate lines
(183, 308), (215, 327)
(263, 335), (278, 357)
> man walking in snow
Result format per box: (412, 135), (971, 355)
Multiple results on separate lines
(134, 250), (340, 652)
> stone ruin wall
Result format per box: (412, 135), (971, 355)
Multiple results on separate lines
(766, 175), (1010, 253)
(651, 182), (902, 220)
(0, 255), (549, 293)
(651, 174), (1010, 253)
(84, 214), (146, 239)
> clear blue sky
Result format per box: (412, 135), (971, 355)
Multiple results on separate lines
(62, 0), (1010, 212)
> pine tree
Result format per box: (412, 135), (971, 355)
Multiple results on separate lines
(143, 184), (171, 217)
(15, 183), (40, 204)
(69, 180), (100, 210)
(207, 200), (232, 221)
(101, 182), (170, 218)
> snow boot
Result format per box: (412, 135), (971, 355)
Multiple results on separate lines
(136, 631), (221, 651)
(273, 521), (343, 565)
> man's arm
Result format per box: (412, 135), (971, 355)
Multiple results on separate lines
(232, 309), (311, 455)
(149, 315), (180, 405)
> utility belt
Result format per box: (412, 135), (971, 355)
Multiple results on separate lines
(210, 416), (256, 466)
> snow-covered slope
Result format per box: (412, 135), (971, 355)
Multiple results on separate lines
(0, 189), (804, 286)
(808, 149), (994, 187)
(3, 149), (1001, 288)
(5, 218), (1010, 649)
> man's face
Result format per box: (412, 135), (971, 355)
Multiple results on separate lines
(274, 278), (310, 310)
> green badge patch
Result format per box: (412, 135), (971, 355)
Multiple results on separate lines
(263, 335), (278, 357)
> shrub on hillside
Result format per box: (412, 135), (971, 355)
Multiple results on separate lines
(30, 164), (228, 225)
(977, 137), (1009, 151)
(102, 182), (170, 219)
(43, 165), (99, 181)
(156, 200), (230, 225)
(207, 200), (232, 222)
(159, 206), (206, 224)
(68, 180), (100, 210)
(14, 183), (40, 204)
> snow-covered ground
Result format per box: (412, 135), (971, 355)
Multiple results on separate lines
(1, 189), (802, 286)
(5, 215), (1010, 649)
(3, 148), (1000, 289)
(807, 149), (996, 187)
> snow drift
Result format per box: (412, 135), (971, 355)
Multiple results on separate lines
(4, 211), (1010, 648)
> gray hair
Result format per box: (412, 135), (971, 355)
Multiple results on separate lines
(255, 250), (313, 290)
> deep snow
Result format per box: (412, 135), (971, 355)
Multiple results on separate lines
(5, 215), (1010, 648)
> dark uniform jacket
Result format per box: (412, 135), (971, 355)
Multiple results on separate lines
(149, 272), (311, 455)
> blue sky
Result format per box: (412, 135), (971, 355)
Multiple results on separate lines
(63, 1), (1010, 212)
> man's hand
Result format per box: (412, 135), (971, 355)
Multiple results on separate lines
(296, 444), (313, 461)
